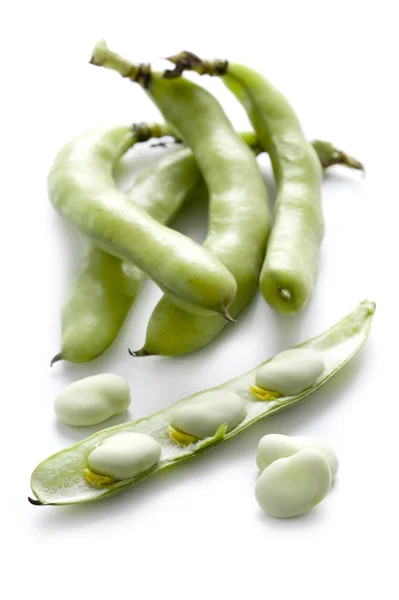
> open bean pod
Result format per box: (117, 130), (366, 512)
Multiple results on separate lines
(29, 300), (375, 506)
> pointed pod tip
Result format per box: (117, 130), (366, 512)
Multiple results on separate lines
(50, 353), (63, 367)
(28, 496), (43, 506)
(368, 300), (377, 313)
(345, 156), (365, 174)
(220, 308), (236, 324)
(128, 348), (151, 357)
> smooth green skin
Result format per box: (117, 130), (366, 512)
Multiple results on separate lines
(145, 75), (270, 328)
(29, 300), (375, 506)
(255, 449), (332, 518)
(59, 128), (260, 363)
(59, 248), (142, 363)
(90, 42), (271, 336)
(57, 130), (362, 363)
(136, 141), (362, 356)
(58, 133), (357, 363)
(89, 45), (363, 357)
(48, 125), (237, 318)
(219, 64), (324, 315)
(57, 130), (203, 363)
(163, 54), (331, 315)
(131, 95), (269, 355)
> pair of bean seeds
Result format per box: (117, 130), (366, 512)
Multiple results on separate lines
(255, 434), (338, 518)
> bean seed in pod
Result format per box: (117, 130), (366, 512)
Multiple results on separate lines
(251, 348), (325, 400)
(169, 391), (246, 444)
(87, 433), (161, 481)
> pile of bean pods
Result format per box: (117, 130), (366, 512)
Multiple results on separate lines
(28, 41), (375, 518)
(49, 40), (364, 364)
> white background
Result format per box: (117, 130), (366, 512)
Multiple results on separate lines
(2, 1), (397, 598)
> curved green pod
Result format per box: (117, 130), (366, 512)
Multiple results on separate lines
(90, 41), (271, 331)
(29, 300), (375, 506)
(48, 124), (237, 320)
(53, 130), (204, 364)
(163, 53), (363, 316)
(134, 139), (362, 356)
(89, 43), (363, 357)
(223, 63), (323, 315)
(57, 129), (363, 363)
(55, 248), (142, 364)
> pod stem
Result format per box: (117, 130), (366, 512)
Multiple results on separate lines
(90, 39), (152, 88)
(91, 43), (363, 176)
(132, 122), (177, 144)
(128, 348), (151, 357)
(239, 131), (263, 155)
(164, 51), (228, 78)
(50, 352), (63, 367)
(90, 43), (177, 146)
(311, 140), (364, 173)
(161, 52), (365, 175)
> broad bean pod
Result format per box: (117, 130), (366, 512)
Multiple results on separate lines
(90, 41), (271, 339)
(48, 123), (237, 319)
(52, 125), (204, 364)
(90, 42), (363, 357)
(29, 300), (374, 505)
(133, 138), (363, 356)
(164, 52), (364, 315)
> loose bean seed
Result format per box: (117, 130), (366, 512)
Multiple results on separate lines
(256, 434), (339, 479)
(255, 449), (332, 518)
(54, 374), (130, 427)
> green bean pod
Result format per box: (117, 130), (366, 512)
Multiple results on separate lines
(55, 127), (360, 362)
(90, 41), (271, 354)
(29, 300), (375, 506)
(54, 248), (142, 365)
(226, 63), (324, 315)
(164, 53), (363, 315)
(134, 138), (363, 356)
(134, 137), (267, 356)
(48, 124), (237, 319)
(52, 127), (203, 364)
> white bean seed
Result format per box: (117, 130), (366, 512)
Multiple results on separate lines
(255, 449), (332, 518)
(255, 348), (325, 396)
(256, 434), (339, 479)
(54, 373), (130, 426)
(88, 432), (161, 480)
(171, 391), (246, 439)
